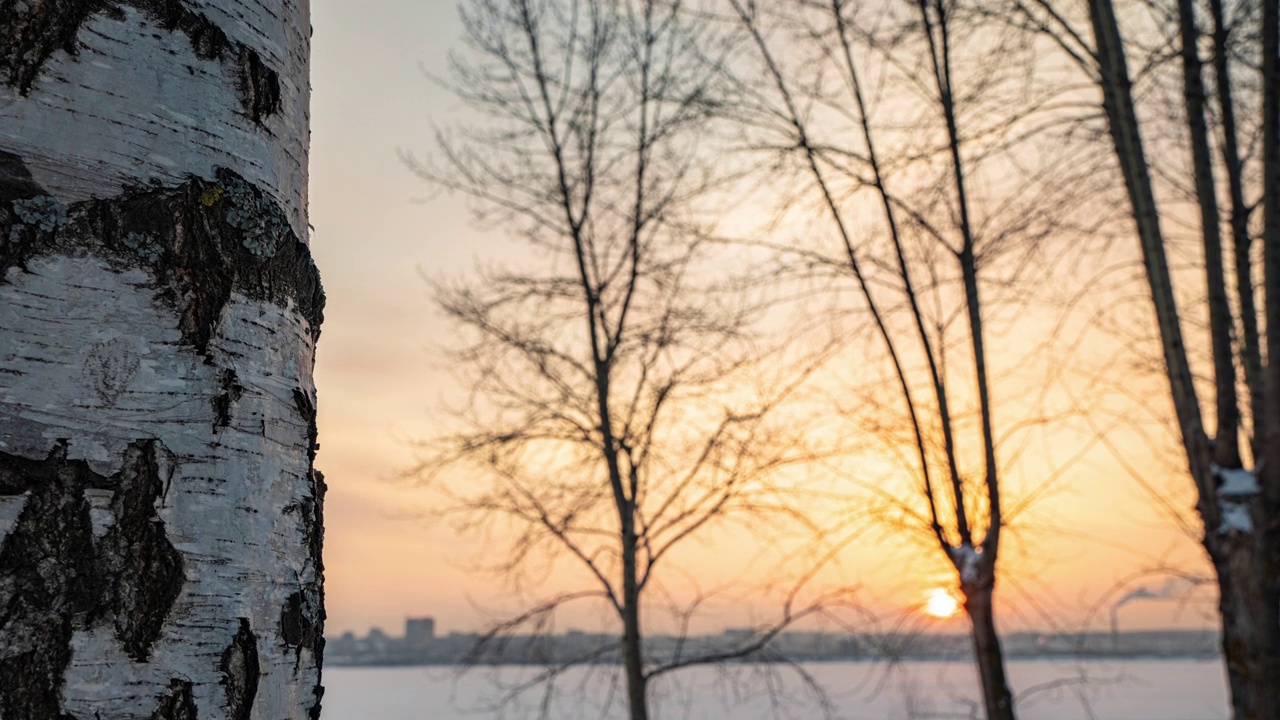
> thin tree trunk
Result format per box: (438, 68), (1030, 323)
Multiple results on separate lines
(921, 1), (1017, 711)
(622, 530), (649, 720)
(1086, 0), (1211, 478)
(962, 583), (1015, 720)
(1207, 0), (1264, 446)
(960, 246), (1015, 720)
(0, 2), (324, 718)
(594, 324), (647, 720)
(1178, 0), (1241, 467)
(1261, 0), (1280, 496)
(1256, 0), (1280, 714)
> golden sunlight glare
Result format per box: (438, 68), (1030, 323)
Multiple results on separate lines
(925, 588), (960, 618)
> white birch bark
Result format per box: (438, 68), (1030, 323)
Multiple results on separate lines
(0, 1), (324, 718)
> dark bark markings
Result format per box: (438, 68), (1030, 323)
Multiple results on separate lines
(0, 150), (49, 202)
(101, 441), (185, 662)
(280, 387), (324, 716)
(213, 369), (244, 429)
(282, 383), (326, 675)
(0, 167), (325, 357)
(297, 473), (326, 720)
(2, 155), (326, 715)
(279, 381), (322, 671)
(0, 0), (281, 122)
(150, 679), (198, 720)
(219, 618), (259, 720)
(0, 443), (101, 720)
(0, 440), (185, 716)
(278, 588), (321, 661)
(0, 0), (116, 95)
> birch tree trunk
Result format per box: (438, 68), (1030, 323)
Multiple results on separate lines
(0, 2), (325, 718)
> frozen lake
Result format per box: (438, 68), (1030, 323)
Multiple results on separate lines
(322, 658), (1229, 719)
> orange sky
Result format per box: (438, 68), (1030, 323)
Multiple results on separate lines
(306, 1), (1219, 640)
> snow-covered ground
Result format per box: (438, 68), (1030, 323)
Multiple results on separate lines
(322, 658), (1228, 720)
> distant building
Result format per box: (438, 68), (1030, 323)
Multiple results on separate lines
(363, 626), (389, 654)
(406, 616), (436, 650)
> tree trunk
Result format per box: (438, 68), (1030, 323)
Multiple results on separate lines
(0, 2), (324, 718)
(1256, 0), (1280, 714)
(962, 580), (1015, 720)
(1207, 0), (1264, 440)
(1178, 0), (1240, 467)
(1086, 0), (1209, 468)
(621, 530), (649, 720)
(1209, 533), (1280, 720)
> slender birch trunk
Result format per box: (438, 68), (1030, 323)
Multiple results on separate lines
(0, 2), (325, 718)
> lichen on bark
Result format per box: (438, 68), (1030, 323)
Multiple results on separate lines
(1, 166), (325, 356)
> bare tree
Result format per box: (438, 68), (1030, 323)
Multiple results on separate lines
(724, 1), (1099, 717)
(0, 1), (324, 718)
(407, 2), (835, 718)
(995, 0), (1279, 714)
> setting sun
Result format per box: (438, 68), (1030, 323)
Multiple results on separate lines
(925, 589), (961, 618)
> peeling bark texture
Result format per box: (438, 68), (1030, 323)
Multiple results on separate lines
(0, 0), (322, 716)
(0, 0), (309, 239)
(1, 0), (280, 122)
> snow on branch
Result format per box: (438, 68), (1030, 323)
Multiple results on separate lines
(1212, 464), (1260, 497)
(949, 543), (982, 584)
(1211, 466), (1259, 534)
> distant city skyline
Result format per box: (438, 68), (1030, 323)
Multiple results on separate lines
(325, 615), (1220, 668)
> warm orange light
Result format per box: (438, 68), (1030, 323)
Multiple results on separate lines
(925, 588), (960, 618)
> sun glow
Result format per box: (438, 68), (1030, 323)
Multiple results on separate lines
(925, 588), (961, 618)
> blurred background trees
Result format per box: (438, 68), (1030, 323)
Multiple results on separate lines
(412, 0), (1277, 717)
(408, 1), (838, 718)
(998, 0), (1279, 713)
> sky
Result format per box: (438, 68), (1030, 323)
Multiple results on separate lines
(306, 0), (1218, 640)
